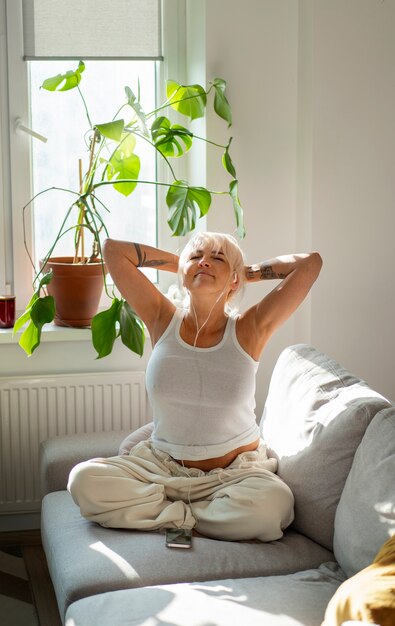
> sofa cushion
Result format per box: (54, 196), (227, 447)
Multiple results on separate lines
(334, 407), (395, 578)
(42, 490), (334, 619)
(260, 344), (390, 551)
(40, 430), (130, 496)
(65, 562), (345, 626)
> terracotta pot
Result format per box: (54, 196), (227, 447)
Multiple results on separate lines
(41, 257), (106, 328)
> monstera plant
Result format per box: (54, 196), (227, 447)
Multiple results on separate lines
(14, 61), (245, 358)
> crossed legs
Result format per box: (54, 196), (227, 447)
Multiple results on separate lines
(68, 441), (294, 542)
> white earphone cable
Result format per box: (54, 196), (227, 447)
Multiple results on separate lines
(188, 267), (236, 347)
(190, 286), (228, 347)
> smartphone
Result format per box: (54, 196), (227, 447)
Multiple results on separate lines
(165, 528), (192, 549)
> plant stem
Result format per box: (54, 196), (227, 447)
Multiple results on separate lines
(122, 127), (177, 180)
(77, 85), (93, 128)
(189, 135), (226, 149)
(92, 179), (227, 195)
(22, 187), (82, 275)
(34, 199), (82, 286)
(74, 129), (100, 262)
(73, 159), (85, 263)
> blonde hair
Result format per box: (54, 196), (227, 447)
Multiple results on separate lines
(178, 232), (246, 312)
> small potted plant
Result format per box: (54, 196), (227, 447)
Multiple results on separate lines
(14, 61), (245, 358)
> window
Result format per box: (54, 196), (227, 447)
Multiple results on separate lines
(1, 0), (189, 311)
(29, 60), (158, 283)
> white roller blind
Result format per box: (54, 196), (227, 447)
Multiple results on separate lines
(22, 0), (162, 60)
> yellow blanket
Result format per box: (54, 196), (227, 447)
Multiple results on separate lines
(322, 535), (395, 626)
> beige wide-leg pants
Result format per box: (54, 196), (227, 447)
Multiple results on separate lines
(68, 440), (294, 542)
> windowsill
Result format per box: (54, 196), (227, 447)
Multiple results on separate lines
(0, 324), (92, 345)
(0, 320), (151, 345)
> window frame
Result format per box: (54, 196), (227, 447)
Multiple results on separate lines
(1, 0), (189, 312)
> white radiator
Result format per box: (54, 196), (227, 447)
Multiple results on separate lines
(0, 371), (147, 514)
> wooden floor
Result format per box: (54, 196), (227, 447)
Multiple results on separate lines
(0, 530), (62, 626)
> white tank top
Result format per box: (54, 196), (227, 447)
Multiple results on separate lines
(146, 308), (260, 460)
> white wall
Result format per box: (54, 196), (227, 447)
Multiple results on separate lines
(204, 0), (395, 411)
(205, 0), (301, 415)
(310, 0), (395, 402)
(0, 334), (151, 380)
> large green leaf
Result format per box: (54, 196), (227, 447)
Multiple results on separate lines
(107, 132), (141, 196)
(125, 86), (149, 137)
(14, 271), (53, 336)
(151, 116), (193, 157)
(229, 180), (246, 238)
(19, 321), (40, 356)
(166, 181), (211, 236)
(96, 119), (125, 142)
(30, 296), (56, 328)
(212, 78), (232, 126)
(41, 61), (85, 92)
(222, 138), (236, 178)
(18, 296), (55, 356)
(119, 301), (145, 356)
(166, 81), (207, 121)
(91, 298), (122, 359)
(13, 294), (38, 334)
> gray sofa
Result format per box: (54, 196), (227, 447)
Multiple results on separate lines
(39, 344), (395, 626)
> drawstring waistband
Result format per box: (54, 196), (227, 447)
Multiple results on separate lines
(144, 439), (278, 478)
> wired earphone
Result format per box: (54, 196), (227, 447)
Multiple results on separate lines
(187, 269), (238, 347)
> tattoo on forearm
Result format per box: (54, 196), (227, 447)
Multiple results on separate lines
(134, 243), (167, 268)
(261, 265), (286, 280)
(246, 266), (257, 280)
(246, 263), (287, 281)
(141, 258), (167, 268)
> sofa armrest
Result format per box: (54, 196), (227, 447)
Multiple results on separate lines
(39, 429), (130, 497)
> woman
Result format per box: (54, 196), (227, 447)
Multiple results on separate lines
(68, 232), (322, 541)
